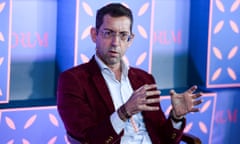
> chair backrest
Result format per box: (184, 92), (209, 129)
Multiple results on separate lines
(67, 134), (82, 144)
(181, 133), (202, 144)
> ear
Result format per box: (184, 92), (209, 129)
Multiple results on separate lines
(90, 27), (97, 43)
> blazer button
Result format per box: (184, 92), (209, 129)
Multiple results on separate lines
(105, 136), (113, 144)
(171, 133), (177, 139)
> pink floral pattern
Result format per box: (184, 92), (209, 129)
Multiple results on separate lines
(0, 1), (6, 100)
(209, 0), (240, 86)
(0, 106), (68, 143)
(211, 47), (238, 81)
(161, 93), (216, 141)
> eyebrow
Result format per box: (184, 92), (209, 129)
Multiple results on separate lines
(102, 28), (130, 33)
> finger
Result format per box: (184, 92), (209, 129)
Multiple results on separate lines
(144, 84), (158, 90)
(146, 90), (161, 97)
(140, 104), (159, 111)
(144, 97), (161, 104)
(187, 85), (198, 94)
(190, 107), (200, 112)
(193, 99), (203, 106)
(192, 92), (203, 99)
(169, 89), (176, 96)
(136, 84), (157, 93)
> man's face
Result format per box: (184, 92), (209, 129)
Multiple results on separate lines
(91, 14), (133, 67)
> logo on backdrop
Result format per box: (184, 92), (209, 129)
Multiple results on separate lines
(11, 32), (48, 48)
(215, 109), (238, 124)
(153, 30), (182, 45)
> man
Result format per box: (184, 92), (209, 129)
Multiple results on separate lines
(57, 3), (202, 144)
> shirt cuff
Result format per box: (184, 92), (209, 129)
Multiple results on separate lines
(110, 111), (126, 134)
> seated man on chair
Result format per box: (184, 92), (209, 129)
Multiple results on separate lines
(57, 3), (202, 144)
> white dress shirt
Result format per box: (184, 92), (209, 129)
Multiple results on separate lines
(95, 55), (152, 144)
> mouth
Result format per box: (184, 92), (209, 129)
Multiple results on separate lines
(109, 50), (119, 56)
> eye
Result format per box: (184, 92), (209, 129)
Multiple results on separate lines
(120, 32), (130, 40)
(103, 30), (112, 37)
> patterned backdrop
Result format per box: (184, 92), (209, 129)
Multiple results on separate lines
(0, 0), (239, 144)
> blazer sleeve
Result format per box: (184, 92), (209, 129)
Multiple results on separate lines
(147, 74), (185, 144)
(57, 69), (121, 144)
(129, 68), (185, 144)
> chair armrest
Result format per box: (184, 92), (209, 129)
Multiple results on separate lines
(181, 133), (202, 144)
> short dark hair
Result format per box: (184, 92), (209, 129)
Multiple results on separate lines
(96, 3), (133, 33)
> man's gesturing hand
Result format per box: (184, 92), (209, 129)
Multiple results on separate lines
(170, 85), (203, 117)
(124, 84), (161, 117)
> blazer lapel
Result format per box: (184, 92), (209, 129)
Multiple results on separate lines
(88, 57), (115, 114)
(128, 68), (145, 91)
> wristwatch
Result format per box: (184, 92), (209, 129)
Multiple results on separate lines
(170, 110), (185, 122)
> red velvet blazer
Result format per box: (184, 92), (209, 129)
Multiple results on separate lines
(57, 56), (185, 144)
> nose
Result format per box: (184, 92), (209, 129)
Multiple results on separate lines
(111, 34), (121, 45)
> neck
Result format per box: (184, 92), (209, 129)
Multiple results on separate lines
(109, 63), (122, 81)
